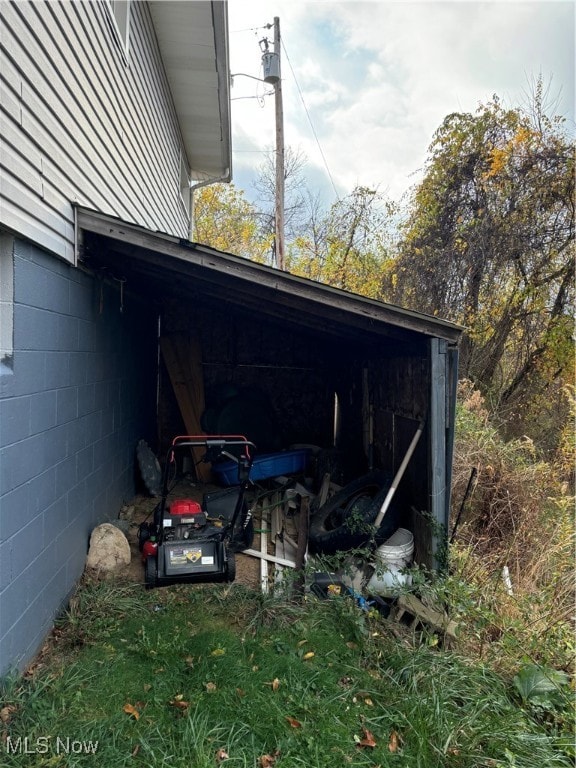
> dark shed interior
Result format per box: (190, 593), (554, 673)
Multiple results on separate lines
(77, 208), (462, 570)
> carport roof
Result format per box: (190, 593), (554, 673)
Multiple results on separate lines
(75, 207), (463, 347)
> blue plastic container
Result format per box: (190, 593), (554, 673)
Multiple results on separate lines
(213, 449), (309, 486)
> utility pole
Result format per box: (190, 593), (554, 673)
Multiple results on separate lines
(260, 18), (285, 269)
(271, 18), (285, 270)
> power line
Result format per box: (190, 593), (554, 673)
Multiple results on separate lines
(281, 39), (340, 201)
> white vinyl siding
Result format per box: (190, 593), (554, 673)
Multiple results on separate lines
(0, 0), (189, 264)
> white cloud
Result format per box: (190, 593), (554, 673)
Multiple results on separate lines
(228, 1), (575, 204)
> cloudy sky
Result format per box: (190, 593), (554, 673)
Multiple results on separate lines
(226, 0), (575, 207)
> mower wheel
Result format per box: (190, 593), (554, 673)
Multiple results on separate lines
(145, 556), (157, 590)
(225, 551), (236, 583)
(138, 522), (151, 551)
(308, 471), (401, 555)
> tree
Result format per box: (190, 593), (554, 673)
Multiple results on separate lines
(386, 89), (574, 443)
(192, 183), (271, 262)
(252, 146), (314, 265)
(290, 185), (397, 298)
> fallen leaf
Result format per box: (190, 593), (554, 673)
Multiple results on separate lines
(297, 639), (308, 646)
(388, 730), (401, 753)
(211, 648), (226, 657)
(123, 702), (140, 720)
(236, 688), (246, 697)
(215, 747), (229, 761)
(265, 678), (280, 691)
(169, 695), (190, 710)
(143, 683), (152, 692)
(302, 651), (315, 660)
(357, 727), (377, 748)
(131, 744), (140, 757)
(364, 698), (374, 706)
(259, 749), (280, 766)
(205, 682), (217, 693)
(185, 656), (195, 667)
(286, 716), (302, 728)
(346, 641), (358, 650)
(0, 706), (16, 724)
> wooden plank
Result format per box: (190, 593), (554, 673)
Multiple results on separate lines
(160, 334), (211, 482)
(242, 549), (296, 569)
(429, 338), (448, 569)
(176, 334), (206, 434)
(294, 496), (309, 597)
(394, 593), (458, 641)
(260, 508), (269, 594)
(271, 502), (284, 586)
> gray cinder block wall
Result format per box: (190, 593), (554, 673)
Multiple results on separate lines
(0, 235), (158, 676)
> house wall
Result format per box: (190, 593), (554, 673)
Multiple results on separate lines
(0, 235), (158, 677)
(0, 0), (189, 264)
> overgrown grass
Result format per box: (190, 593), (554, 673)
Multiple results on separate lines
(1, 579), (572, 767)
(446, 381), (575, 673)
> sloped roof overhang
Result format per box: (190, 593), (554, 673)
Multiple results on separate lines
(148, 0), (231, 181)
(75, 208), (463, 349)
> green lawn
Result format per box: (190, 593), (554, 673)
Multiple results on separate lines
(0, 580), (572, 767)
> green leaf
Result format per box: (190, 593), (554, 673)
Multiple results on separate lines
(513, 664), (569, 702)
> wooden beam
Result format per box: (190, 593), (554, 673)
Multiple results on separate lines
(242, 549), (296, 569)
(160, 334), (211, 481)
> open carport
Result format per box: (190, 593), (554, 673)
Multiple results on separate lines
(76, 207), (462, 572)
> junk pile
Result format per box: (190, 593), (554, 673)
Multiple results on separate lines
(131, 419), (455, 641)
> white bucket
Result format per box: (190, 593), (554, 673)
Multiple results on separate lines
(367, 527), (414, 597)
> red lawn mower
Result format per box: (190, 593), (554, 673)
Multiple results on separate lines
(139, 435), (256, 589)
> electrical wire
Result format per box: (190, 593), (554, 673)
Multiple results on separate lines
(281, 39), (340, 201)
(231, 21), (340, 201)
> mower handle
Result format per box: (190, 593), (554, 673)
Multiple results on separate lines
(171, 435), (255, 455)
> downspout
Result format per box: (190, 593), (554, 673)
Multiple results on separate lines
(188, 172), (230, 241)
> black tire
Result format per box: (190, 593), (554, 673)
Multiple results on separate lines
(145, 556), (157, 590)
(308, 471), (401, 554)
(225, 551), (236, 583)
(138, 523), (151, 551)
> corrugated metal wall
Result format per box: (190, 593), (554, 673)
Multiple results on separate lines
(0, 0), (189, 263)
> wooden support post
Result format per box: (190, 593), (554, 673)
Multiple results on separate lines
(293, 496), (309, 598)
